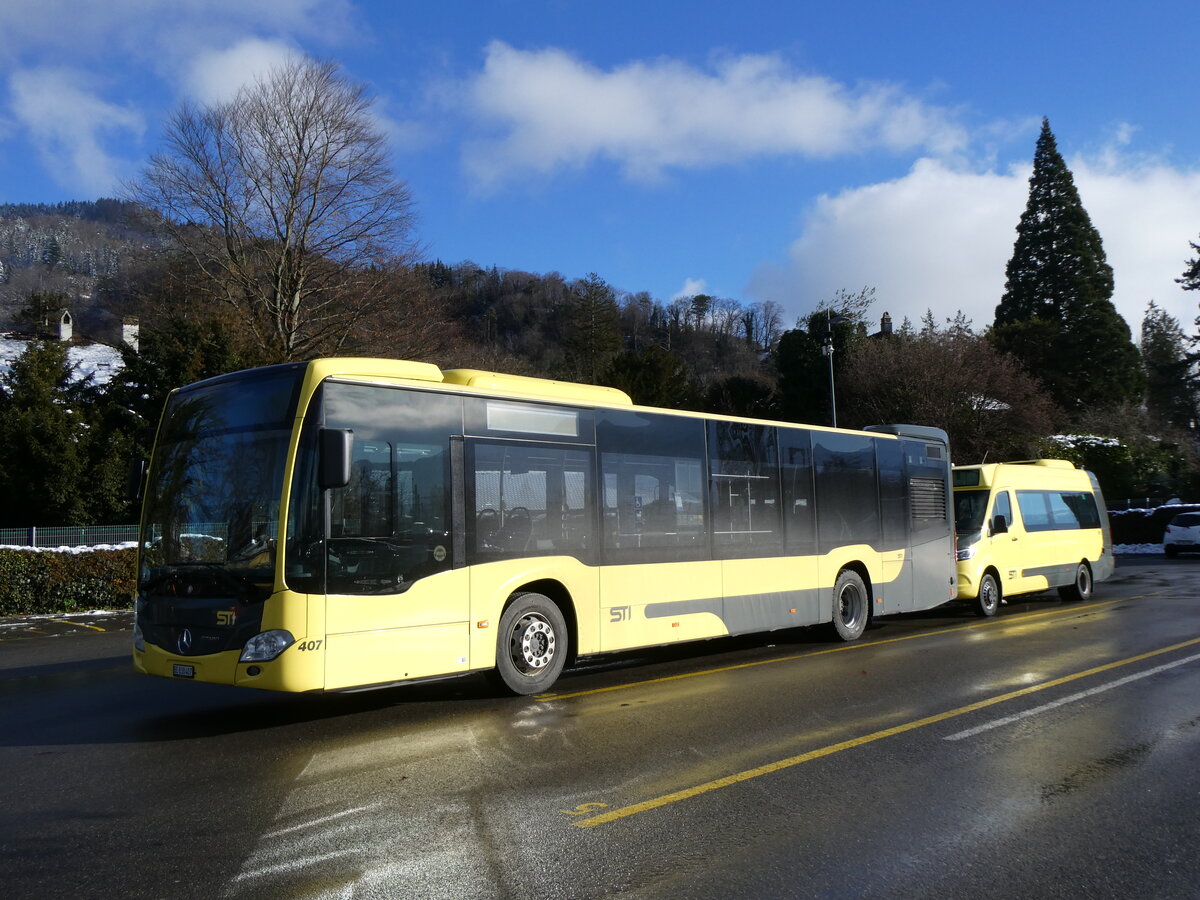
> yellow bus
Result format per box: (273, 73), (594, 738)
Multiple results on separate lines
(133, 358), (957, 695)
(952, 460), (1113, 617)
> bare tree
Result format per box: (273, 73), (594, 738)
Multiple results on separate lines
(128, 57), (417, 360)
(741, 300), (784, 350)
(839, 324), (1061, 463)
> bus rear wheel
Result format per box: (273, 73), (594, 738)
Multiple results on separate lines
(1058, 562), (1093, 602)
(831, 570), (869, 642)
(976, 572), (1000, 618)
(491, 592), (568, 695)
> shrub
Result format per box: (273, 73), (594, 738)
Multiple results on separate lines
(0, 548), (136, 616)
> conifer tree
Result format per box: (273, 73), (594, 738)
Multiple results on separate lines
(1140, 301), (1197, 429)
(1178, 234), (1200, 293)
(0, 340), (90, 526)
(991, 118), (1143, 412)
(564, 272), (622, 382)
(0, 340), (138, 527)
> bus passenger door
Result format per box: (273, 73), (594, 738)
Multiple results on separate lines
(987, 490), (1027, 596)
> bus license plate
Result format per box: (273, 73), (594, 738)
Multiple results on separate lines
(172, 664), (195, 678)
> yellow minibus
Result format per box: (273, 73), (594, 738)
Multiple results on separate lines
(953, 460), (1113, 616)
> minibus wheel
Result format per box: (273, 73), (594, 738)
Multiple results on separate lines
(491, 592), (568, 695)
(1058, 562), (1093, 602)
(831, 570), (869, 641)
(976, 572), (1000, 617)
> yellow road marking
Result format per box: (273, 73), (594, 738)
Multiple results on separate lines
(542, 594), (1151, 702)
(60, 620), (106, 632)
(573, 630), (1200, 828)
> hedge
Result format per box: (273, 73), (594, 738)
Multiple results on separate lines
(1108, 505), (1200, 546)
(0, 547), (136, 616)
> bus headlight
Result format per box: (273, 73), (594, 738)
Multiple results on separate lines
(133, 620), (145, 652)
(956, 545), (977, 561)
(240, 630), (295, 662)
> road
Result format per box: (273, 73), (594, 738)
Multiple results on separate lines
(2, 557), (1198, 899)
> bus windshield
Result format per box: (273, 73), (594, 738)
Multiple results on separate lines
(138, 365), (303, 602)
(954, 489), (989, 535)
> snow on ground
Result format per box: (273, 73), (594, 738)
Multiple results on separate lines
(0, 333), (124, 385)
(0, 542), (138, 552)
(1115, 544), (1165, 555)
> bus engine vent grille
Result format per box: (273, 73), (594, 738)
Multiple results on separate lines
(909, 477), (947, 521)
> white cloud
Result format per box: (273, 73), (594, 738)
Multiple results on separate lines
(183, 39), (428, 155)
(1079, 159), (1200, 336)
(185, 39), (297, 104)
(8, 67), (144, 194)
(748, 155), (1200, 339)
(0, 1), (355, 67)
(463, 41), (967, 184)
(0, 1), (360, 195)
(673, 277), (708, 300)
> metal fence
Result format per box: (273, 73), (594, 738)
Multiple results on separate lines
(0, 525), (139, 549)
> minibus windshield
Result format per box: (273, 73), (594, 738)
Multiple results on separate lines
(954, 490), (989, 535)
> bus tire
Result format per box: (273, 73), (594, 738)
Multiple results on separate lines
(491, 592), (568, 695)
(831, 569), (869, 642)
(976, 572), (1000, 618)
(1057, 562), (1093, 602)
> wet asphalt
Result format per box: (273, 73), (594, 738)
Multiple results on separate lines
(2, 555), (1199, 899)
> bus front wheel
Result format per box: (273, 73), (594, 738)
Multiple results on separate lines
(491, 592), (568, 695)
(831, 570), (869, 642)
(1058, 562), (1093, 602)
(976, 572), (1000, 618)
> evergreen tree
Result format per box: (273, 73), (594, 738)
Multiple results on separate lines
(702, 374), (776, 419)
(1140, 300), (1197, 429)
(992, 118), (1143, 412)
(563, 272), (622, 382)
(1178, 234), (1200, 293)
(16, 289), (70, 333)
(41, 235), (63, 270)
(602, 346), (695, 408)
(0, 340), (91, 526)
(772, 327), (827, 424)
(772, 293), (871, 426)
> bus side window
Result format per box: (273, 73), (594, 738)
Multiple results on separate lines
(813, 432), (880, 552)
(709, 421), (782, 559)
(1016, 491), (1052, 532)
(597, 409), (707, 564)
(780, 428), (816, 556)
(992, 491), (1013, 532)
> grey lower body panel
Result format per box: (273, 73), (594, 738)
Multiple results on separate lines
(646, 587), (824, 634)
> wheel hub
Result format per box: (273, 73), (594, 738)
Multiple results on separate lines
(839, 586), (862, 627)
(514, 616), (554, 670)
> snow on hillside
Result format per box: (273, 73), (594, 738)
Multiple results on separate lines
(0, 334), (124, 386)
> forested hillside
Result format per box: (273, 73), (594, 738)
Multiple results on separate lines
(0, 199), (164, 341)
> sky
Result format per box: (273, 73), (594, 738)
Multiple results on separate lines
(2, 0), (1199, 341)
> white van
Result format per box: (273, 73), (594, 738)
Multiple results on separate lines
(953, 460), (1114, 616)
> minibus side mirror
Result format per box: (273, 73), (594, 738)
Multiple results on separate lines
(319, 428), (354, 490)
(127, 458), (148, 504)
(991, 515), (1008, 536)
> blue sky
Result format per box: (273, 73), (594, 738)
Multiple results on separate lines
(2, 0), (1198, 340)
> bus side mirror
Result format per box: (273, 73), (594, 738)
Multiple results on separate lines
(127, 458), (148, 504)
(991, 515), (1008, 535)
(319, 428), (354, 490)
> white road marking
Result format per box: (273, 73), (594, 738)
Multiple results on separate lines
(944, 650), (1200, 742)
